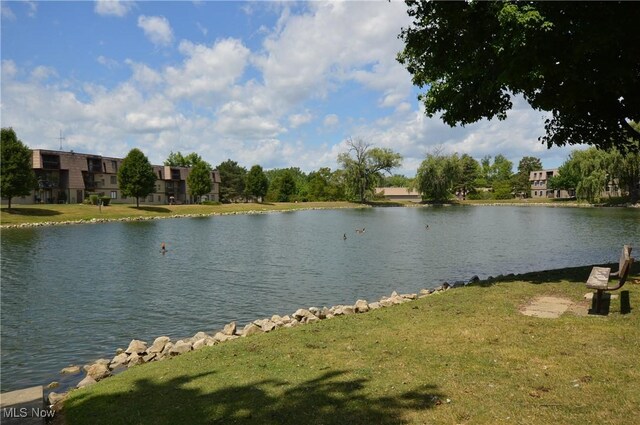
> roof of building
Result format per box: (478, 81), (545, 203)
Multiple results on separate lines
(375, 187), (421, 196)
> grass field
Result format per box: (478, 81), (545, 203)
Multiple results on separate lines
(0, 202), (365, 226)
(61, 265), (640, 425)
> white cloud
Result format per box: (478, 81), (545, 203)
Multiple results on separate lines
(125, 60), (162, 87)
(137, 15), (174, 47)
(94, 0), (133, 17)
(1, 60), (18, 79)
(323, 114), (339, 128)
(256, 2), (411, 109)
(288, 111), (312, 128)
(97, 55), (119, 69)
(164, 38), (250, 101)
(30, 65), (57, 81)
(196, 22), (208, 36)
(23, 1), (37, 17)
(1, 5), (16, 20)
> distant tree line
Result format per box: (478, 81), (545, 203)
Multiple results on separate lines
(2, 127), (638, 207)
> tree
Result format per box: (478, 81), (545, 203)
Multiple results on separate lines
(380, 174), (412, 188)
(164, 151), (187, 167)
(514, 156), (543, 197)
(1, 128), (37, 209)
(454, 154), (480, 200)
(117, 148), (157, 208)
(398, 1), (640, 151)
(609, 122), (640, 203)
(557, 148), (611, 203)
(245, 165), (269, 202)
(337, 138), (402, 203)
(416, 152), (461, 202)
(275, 171), (297, 202)
(217, 160), (247, 202)
(187, 161), (212, 203)
(165, 151), (210, 168)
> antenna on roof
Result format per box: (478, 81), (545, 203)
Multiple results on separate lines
(56, 130), (66, 150)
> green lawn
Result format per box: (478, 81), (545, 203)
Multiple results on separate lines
(0, 202), (365, 226)
(62, 265), (640, 425)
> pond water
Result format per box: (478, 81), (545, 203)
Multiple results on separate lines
(1, 206), (638, 392)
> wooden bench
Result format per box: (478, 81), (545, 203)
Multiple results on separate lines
(586, 245), (634, 313)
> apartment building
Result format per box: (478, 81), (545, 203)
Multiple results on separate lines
(10, 149), (220, 205)
(529, 169), (574, 199)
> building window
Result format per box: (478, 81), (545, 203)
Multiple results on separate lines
(111, 176), (117, 184)
(111, 160), (117, 172)
(158, 170), (162, 178)
(111, 191), (117, 199)
(148, 195), (153, 202)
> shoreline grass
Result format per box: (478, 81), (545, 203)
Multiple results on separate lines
(61, 264), (640, 424)
(0, 202), (365, 227)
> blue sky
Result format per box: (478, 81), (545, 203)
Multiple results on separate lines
(1, 0), (579, 175)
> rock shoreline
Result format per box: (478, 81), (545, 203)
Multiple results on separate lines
(47, 275), (480, 409)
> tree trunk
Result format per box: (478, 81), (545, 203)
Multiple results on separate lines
(629, 183), (639, 204)
(136, 196), (140, 208)
(7, 198), (12, 209)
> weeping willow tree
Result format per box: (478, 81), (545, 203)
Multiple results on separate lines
(416, 152), (462, 202)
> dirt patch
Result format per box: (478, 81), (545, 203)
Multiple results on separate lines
(520, 296), (584, 318)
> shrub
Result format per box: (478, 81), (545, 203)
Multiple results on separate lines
(100, 196), (111, 206)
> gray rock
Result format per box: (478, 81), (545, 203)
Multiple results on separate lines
(161, 342), (174, 356)
(223, 321), (237, 336)
(48, 392), (66, 405)
(148, 336), (171, 354)
(192, 331), (208, 342)
(142, 353), (157, 363)
(77, 375), (97, 388)
(46, 381), (59, 390)
(115, 348), (125, 355)
(61, 365), (81, 375)
(192, 338), (206, 350)
(259, 320), (277, 332)
(241, 324), (262, 337)
(293, 308), (317, 321)
(308, 307), (321, 317)
(354, 299), (369, 313)
(125, 339), (148, 355)
(110, 353), (129, 369)
(271, 314), (283, 322)
(379, 299), (394, 307)
(170, 340), (192, 355)
(368, 302), (381, 309)
(127, 352), (144, 367)
(86, 363), (111, 381)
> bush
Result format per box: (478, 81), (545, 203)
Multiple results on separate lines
(201, 201), (221, 206)
(89, 194), (100, 205)
(100, 196), (111, 206)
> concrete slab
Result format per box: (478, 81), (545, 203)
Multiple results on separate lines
(520, 296), (575, 318)
(0, 386), (47, 425)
